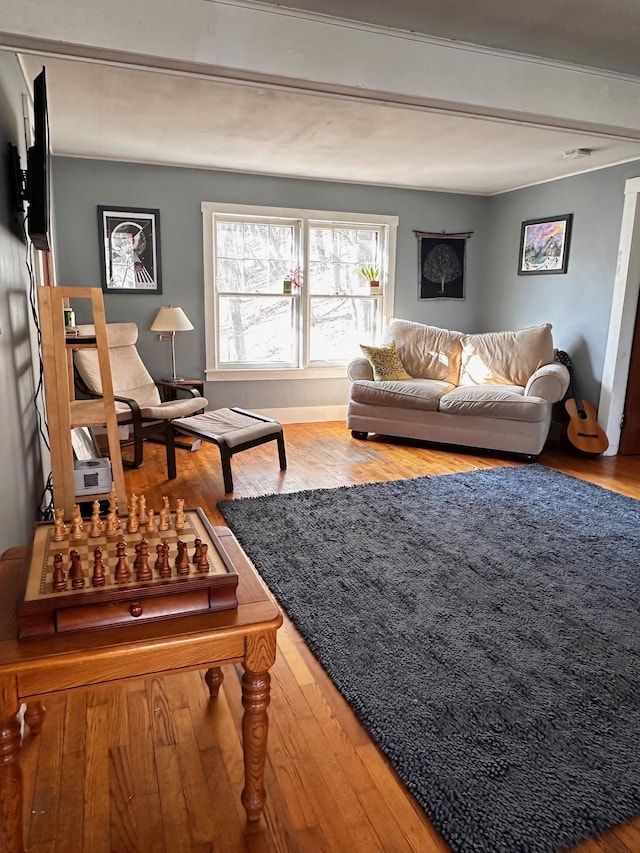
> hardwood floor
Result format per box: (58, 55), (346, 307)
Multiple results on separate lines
(20, 423), (640, 852)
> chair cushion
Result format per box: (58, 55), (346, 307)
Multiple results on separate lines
(173, 408), (281, 447)
(75, 345), (157, 398)
(350, 378), (453, 411)
(438, 386), (548, 422)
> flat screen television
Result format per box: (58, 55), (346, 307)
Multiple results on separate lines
(26, 66), (50, 252)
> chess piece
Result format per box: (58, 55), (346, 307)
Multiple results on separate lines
(175, 499), (185, 530)
(69, 549), (85, 589)
(52, 553), (66, 591)
(105, 512), (119, 537)
(191, 538), (202, 565)
(90, 502), (103, 538)
(158, 507), (170, 532)
(114, 541), (131, 582)
(92, 547), (106, 587)
(134, 539), (147, 570)
(161, 541), (171, 577)
(70, 516), (84, 541)
(108, 489), (122, 531)
(127, 493), (139, 534)
(155, 542), (171, 577)
(175, 540), (190, 575)
(53, 508), (67, 542)
(145, 509), (156, 534)
(139, 495), (148, 525)
(162, 495), (170, 511)
(135, 540), (152, 582)
(197, 542), (209, 573)
(70, 505), (84, 541)
(71, 504), (84, 529)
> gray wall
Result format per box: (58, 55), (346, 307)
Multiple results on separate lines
(52, 157), (488, 410)
(51, 153), (640, 419)
(0, 53), (43, 553)
(482, 161), (640, 407)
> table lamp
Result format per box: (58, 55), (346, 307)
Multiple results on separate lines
(150, 305), (194, 381)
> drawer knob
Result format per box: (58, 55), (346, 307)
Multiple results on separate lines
(129, 603), (143, 618)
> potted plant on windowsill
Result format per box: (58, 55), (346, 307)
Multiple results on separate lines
(361, 266), (381, 294)
(283, 266), (301, 294)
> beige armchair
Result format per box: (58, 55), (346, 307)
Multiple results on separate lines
(73, 322), (208, 468)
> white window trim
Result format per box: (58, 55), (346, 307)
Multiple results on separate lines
(202, 201), (398, 380)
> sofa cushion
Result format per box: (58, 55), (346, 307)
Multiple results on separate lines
(350, 378), (454, 411)
(384, 318), (463, 384)
(438, 386), (548, 422)
(458, 324), (554, 387)
(360, 341), (412, 381)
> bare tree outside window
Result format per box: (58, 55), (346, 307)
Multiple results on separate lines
(419, 236), (465, 299)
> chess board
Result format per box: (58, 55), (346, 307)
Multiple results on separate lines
(18, 507), (239, 639)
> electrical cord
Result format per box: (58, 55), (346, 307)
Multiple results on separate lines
(22, 212), (54, 520)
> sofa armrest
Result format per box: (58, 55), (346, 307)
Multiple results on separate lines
(524, 363), (570, 402)
(347, 358), (374, 382)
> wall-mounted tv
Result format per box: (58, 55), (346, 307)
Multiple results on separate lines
(26, 66), (51, 251)
(8, 66), (51, 251)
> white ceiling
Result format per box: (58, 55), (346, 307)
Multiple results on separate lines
(15, 0), (640, 195)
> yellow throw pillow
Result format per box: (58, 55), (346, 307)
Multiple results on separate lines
(360, 341), (412, 381)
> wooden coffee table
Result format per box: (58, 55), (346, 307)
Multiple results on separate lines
(0, 526), (282, 853)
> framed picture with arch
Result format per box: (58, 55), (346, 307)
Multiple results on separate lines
(98, 206), (162, 293)
(518, 213), (572, 275)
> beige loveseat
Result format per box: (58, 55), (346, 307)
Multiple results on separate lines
(347, 319), (570, 458)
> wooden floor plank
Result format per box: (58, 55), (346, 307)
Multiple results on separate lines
(55, 747), (86, 851)
(13, 423), (640, 852)
(83, 703), (111, 853)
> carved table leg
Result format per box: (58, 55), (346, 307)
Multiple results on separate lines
(0, 714), (24, 853)
(240, 668), (271, 822)
(204, 667), (224, 699)
(23, 702), (45, 736)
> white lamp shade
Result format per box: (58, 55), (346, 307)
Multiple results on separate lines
(150, 305), (194, 332)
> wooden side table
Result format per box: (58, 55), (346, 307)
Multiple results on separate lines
(157, 378), (204, 402)
(0, 527), (282, 852)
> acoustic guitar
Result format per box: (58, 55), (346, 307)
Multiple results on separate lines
(556, 350), (609, 454)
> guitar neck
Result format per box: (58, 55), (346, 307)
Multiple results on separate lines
(558, 351), (584, 411)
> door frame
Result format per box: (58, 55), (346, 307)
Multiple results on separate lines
(599, 177), (640, 455)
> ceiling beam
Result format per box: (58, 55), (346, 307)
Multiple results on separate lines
(3, 0), (640, 139)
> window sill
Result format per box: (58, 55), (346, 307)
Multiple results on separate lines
(205, 366), (349, 381)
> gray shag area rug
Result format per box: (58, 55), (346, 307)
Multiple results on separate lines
(218, 465), (640, 853)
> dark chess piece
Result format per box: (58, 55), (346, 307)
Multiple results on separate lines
(135, 540), (152, 582)
(52, 553), (67, 591)
(155, 541), (171, 578)
(175, 540), (190, 575)
(114, 541), (131, 583)
(191, 538), (202, 565)
(92, 546), (107, 587)
(197, 542), (209, 573)
(69, 549), (85, 589)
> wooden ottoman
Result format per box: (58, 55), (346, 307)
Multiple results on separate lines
(166, 407), (287, 492)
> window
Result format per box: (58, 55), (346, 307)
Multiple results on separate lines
(202, 202), (398, 379)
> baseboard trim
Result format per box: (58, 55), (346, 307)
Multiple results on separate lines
(243, 405), (347, 424)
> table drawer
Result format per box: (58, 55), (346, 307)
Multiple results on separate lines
(55, 589), (210, 633)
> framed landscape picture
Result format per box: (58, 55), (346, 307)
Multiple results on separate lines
(518, 213), (572, 275)
(98, 206), (162, 293)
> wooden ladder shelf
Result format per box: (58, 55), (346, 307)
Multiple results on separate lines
(37, 286), (127, 520)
